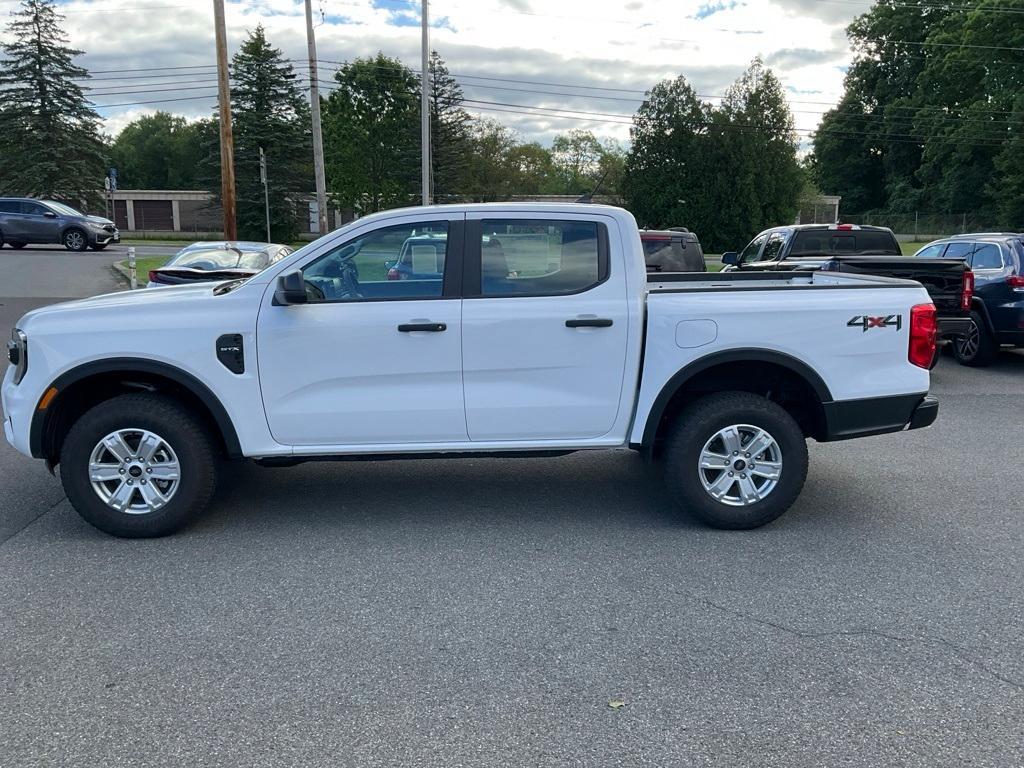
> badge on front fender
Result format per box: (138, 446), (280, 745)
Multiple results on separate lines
(848, 314), (903, 332)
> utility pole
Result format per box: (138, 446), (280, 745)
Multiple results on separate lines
(212, 0), (237, 240)
(420, 0), (431, 205)
(305, 0), (329, 234)
(260, 146), (271, 243)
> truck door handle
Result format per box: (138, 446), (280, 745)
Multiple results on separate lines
(566, 318), (613, 328)
(397, 322), (446, 332)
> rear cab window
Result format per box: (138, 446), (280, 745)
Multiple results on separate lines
(474, 219), (607, 297)
(789, 229), (900, 256)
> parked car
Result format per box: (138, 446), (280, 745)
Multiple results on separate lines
(723, 223), (973, 349)
(147, 241), (293, 287)
(0, 198), (119, 251)
(385, 232), (447, 280)
(913, 233), (1024, 366)
(641, 228), (706, 273)
(4, 203), (939, 538)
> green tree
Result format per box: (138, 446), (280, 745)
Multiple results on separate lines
(110, 112), (209, 189)
(622, 75), (714, 236)
(713, 58), (802, 247)
(428, 50), (471, 202)
(0, 0), (105, 206)
(551, 129), (604, 194)
(464, 119), (521, 201)
(323, 54), (419, 213)
(506, 141), (558, 195)
(222, 25), (311, 241)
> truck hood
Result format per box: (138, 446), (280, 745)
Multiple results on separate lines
(17, 282), (240, 329)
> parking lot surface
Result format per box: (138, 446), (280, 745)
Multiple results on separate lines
(1, 258), (1022, 766)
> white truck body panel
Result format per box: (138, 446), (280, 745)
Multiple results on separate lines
(3, 203), (934, 464)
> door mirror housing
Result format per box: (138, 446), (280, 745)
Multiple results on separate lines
(273, 270), (308, 305)
(721, 251), (740, 266)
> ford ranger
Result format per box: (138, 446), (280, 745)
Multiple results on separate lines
(3, 204), (939, 538)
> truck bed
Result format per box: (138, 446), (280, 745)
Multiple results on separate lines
(647, 269), (920, 292)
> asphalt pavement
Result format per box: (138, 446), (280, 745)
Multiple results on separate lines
(1, 255), (1022, 766)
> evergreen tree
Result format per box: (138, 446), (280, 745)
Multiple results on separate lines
(323, 54), (420, 212)
(622, 75), (713, 236)
(223, 25), (311, 241)
(428, 51), (470, 202)
(0, 0), (106, 206)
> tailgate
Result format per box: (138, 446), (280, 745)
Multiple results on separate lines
(831, 257), (966, 315)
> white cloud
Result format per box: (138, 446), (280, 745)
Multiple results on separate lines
(5, 0), (860, 144)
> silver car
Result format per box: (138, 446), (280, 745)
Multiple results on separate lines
(0, 198), (119, 251)
(146, 241), (293, 287)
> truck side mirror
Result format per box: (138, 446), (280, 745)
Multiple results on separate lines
(721, 252), (740, 266)
(273, 270), (308, 305)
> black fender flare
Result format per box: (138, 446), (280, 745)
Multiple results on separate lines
(970, 297), (996, 336)
(639, 348), (834, 448)
(30, 357), (242, 459)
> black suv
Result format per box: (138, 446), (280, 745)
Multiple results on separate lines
(913, 234), (1024, 366)
(0, 198), (119, 251)
(640, 228), (706, 273)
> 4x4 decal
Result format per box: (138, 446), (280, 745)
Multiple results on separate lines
(848, 314), (903, 332)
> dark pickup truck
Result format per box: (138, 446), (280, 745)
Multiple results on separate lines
(721, 224), (973, 343)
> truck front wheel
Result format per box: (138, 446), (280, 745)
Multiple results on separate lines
(663, 392), (808, 530)
(60, 393), (218, 538)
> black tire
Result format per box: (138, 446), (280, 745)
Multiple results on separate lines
(63, 228), (88, 251)
(90, 242), (107, 251)
(59, 393), (218, 538)
(663, 392), (808, 530)
(8, 241), (26, 249)
(953, 310), (998, 367)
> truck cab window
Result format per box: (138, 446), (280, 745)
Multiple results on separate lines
(477, 219), (603, 296)
(302, 221), (449, 302)
(739, 234), (767, 263)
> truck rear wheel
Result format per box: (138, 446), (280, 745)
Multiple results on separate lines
(663, 392), (808, 530)
(60, 393), (218, 538)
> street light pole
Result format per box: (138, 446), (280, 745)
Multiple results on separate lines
(420, 0), (431, 206)
(212, 0), (237, 240)
(305, 0), (329, 234)
(260, 146), (271, 243)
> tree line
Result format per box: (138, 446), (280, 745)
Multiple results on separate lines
(811, 0), (1024, 227)
(0, 0), (803, 249)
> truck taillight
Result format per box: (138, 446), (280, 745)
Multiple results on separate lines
(961, 270), (974, 311)
(909, 303), (937, 369)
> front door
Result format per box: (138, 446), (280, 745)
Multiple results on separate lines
(460, 214), (630, 441)
(257, 213), (467, 447)
(20, 201), (61, 243)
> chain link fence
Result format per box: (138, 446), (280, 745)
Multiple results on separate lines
(841, 212), (1008, 241)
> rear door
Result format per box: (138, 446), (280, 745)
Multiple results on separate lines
(460, 213), (630, 441)
(969, 242), (1015, 332)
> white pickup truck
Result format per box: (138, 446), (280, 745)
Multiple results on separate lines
(3, 204), (940, 537)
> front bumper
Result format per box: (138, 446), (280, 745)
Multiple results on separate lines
(91, 228), (120, 245)
(1, 365), (33, 457)
(937, 316), (972, 339)
(821, 393), (938, 441)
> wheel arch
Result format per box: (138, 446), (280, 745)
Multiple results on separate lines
(30, 357), (242, 464)
(638, 349), (833, 450)
(969, 297), (996, 335)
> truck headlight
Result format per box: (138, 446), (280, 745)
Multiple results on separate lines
(7, 328), (26, 384)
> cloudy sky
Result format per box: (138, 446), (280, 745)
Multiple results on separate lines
(1, 0), (870, 145)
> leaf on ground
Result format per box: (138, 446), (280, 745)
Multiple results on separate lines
(608, 699), (626, 710)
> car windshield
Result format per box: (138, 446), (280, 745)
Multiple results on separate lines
(43, 201), (84, 217)
(168, 247), (269, 271)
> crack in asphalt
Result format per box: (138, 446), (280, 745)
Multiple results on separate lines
(0, 494), (67, 548)
(687, 591), (1024, 692)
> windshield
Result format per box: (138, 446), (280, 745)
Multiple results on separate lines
(43, 201), (84, 217)
(168, 248), (270, 271)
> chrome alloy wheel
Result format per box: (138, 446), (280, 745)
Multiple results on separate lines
(697, 424), (782, 507)
(88, 429), (181, 514)
(64, 230), (85, 250)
